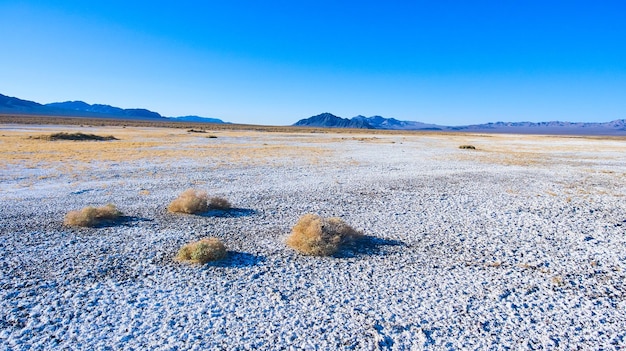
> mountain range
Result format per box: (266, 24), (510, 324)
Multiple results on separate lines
(294, 113), (626, 135)
(0, 93), (225, 124)
(2, 93), (625, 135)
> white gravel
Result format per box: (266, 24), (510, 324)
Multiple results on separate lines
(1, 128), (625, 350)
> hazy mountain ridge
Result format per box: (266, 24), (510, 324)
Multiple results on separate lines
(294, 112), (626, 135)
(47, 101), (164, 120)
(453, 120), (626, 134)
(169, 116), (227, 124)
(0, 93), (225, 123)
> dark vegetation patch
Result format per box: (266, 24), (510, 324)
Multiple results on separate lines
(33, 132), (118, 141)
(459, 145), (476, 150)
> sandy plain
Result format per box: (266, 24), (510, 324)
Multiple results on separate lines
(1, 123), (625, 350)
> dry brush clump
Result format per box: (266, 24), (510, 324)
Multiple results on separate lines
(459, 145), (476, 150)
(63, 204), (123, 227)
(176, 237), (227, 264)
(168, 189), (232, 214)
(286, 214), (363, 256)
(34, 132), (118, 141)
(168, 189), (209, 214)
(208, 196), (232, 210)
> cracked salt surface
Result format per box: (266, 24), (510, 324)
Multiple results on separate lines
(1, 128), (625, 350)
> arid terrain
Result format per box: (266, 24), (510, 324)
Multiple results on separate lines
(1, 121), (625, 350)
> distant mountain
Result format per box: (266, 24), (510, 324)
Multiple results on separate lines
(352, 115), (445, 130)
(293, 112), (626, 135)
(0, 93), (44, 111)
(168, 116), (226, 124)
(46, 101), (165, 120)
(0, 93), (168, 120)
(0, 93), (224, 123)
(293, 113), (374, 129)
(0, 93), (79, 116)
(294, 113), (443, 130)
(452, 120), (626, 135)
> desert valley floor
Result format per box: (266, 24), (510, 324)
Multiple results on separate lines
(1, 124), (625, 350)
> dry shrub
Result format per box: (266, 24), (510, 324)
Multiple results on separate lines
(168, 189), (232, 214)
(208, 196), (231, 210)
(168, 189), (209, 214)
(551, 276), (565, 286)
(64, 204), (123, 227)
(176, 237), (227, 264)
(286, 214), (363, 256)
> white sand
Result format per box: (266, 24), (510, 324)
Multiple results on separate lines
(1, 127), (625, 350)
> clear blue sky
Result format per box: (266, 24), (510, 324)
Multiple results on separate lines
(1, 1), (625, 125)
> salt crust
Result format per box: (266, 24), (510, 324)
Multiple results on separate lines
(1, 127), (625, 350)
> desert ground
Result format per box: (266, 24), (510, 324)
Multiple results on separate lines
(1, 123), (625, 350)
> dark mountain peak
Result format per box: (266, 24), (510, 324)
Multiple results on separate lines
(311, 112), (344, 122)
(293, 113), (374, 129)
(0, 93), (43, 109)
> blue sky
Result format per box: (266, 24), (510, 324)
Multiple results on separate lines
(1, 1), (625, 125)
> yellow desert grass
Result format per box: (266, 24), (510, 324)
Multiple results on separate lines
(0, 126), (332, 172)
(176, 237), (227, 264)
(168, 189), (209, 214)
(167, 189), (232, 214)
(286, 214), (363, 256)
(63, 204), (123, 227)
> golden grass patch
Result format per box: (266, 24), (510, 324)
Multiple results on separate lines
(168, 189), (210, 214)
(168, 189), (232, 214)
(176, 237), (227, 264)
(0, 126), (332, 172)
(286, 214), (363, 256)
(64, 204), (123, 227)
